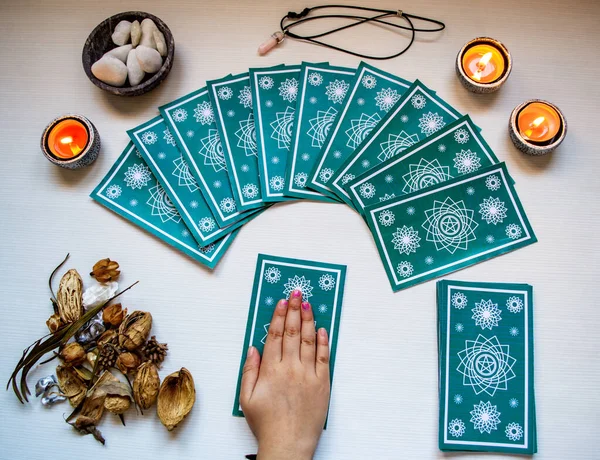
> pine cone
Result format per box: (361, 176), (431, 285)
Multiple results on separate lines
(97, 343), (119, 369)
(142, 336), (168, 366)
(90, 258), (120, 283)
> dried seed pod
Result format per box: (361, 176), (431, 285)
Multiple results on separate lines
(90, 258), (120, 282)
(102, 303), (126, 327)
(118, 311), (152, 351)
(46, 313), (63, 334)
(98, 371), (133, 415)
(97, 329), (118, 346)
(60, 342), (86, 366)
(86, 351), (98, 367)
(133, 361), (160, 409)
(141, 336), (168, 366)
(157, 367), (196, 431)
(57, 269), (83, 324)
(56, 365), (87, 407)
(116, 352), (140, 374)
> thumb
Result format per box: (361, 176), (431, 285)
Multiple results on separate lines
(240, 346), (261, 408)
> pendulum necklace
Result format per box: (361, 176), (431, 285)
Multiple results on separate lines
(258, 5), (445, 59)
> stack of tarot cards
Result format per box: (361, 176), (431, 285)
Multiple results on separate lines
(92, 61), (536, 277)
(437, 280), (537, 454)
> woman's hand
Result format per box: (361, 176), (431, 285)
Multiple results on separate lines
(240, 289), (330, 460)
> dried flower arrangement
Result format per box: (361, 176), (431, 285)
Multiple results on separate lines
(8, 254), (195, 444)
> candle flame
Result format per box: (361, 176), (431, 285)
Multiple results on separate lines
(477, 52), (493, 69)
(523, 116), (546, 138)
(60, 136), (74, 144)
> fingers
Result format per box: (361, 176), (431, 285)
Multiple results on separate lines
(240, 346), (261, 408)
(315, 328), (330, 381)
(300, 301), (316, 367)
(262, 299), (288, 363)
(283, 289), (303, 360)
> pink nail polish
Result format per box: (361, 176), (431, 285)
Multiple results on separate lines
(280, 300), (288, 308)
(301, 302), (310, 310)
(292, 289), (302, 298)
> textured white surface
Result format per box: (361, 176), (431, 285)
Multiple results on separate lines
(1, 0), (599, 458)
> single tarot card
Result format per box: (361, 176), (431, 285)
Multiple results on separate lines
(128, 116), (257, 246)
(346, 116), (499, 214)
(208, 73), (266, 211)
(309, 62), (411, 199)
(284, 63), (356, 201)
(364, 163), (537, 291)
(159, 86), (254, 228)
(233, 253), (347, 417)
(330, 80), (464, 204)
(250, 65), (302, 201)
(91, 142), (237, 269)
(438, 280), (535, 454)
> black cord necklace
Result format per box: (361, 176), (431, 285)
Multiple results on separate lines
(258, 5), (445, 60)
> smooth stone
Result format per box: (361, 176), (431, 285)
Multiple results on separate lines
(105, 44), (132, 63)
(111, 20), (131, 46)
(135, 45), (162, 73)
(153, 30), (167, 57)
(91, 55), (127, 86)
(126, 49), (145, 86)
(130, 20), (141, 47)
(139, 18), (157, 49)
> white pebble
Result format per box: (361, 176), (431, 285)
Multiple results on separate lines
(135, 45), (162, 73)
(105, 44), (132, 63)
(126, 49), (145, 86)
(130, 20), (141, 47)
(91, 55), (127, 86)
(111, 20), (131, 46)
(153, 30), (167, 56)
(140, 18), (157, 49)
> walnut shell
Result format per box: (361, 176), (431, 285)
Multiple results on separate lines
(133, 361), (160, 409)
(57, 269), (83, 324)
(118, 311), (152, 351)
(157, 368), (195, 431)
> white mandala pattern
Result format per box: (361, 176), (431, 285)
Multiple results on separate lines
(452, 292), (468, 309)
(213, 180), (222, 188)
(172, 156), (199, 192)
(186, 130), (195, 138)
(163, 128), (176, 146)
(318, 304), (328, 314)
(141, 131), (157, 145)
(505, 224), (522, 240)
(172, 108), (188, 122)
(438, 144), (447, 153)
(283, 275), (313, 300)
(270, 106), (295, 149)
(454, 394), (464, 404)
(361, 74), (377, 89)
(375, 87), (400, 112)
(505, 422), (523, 441)
(378, 131), (420, 162)
(506, 296), (524, 313)
(124, 163), (152, 189)
(357, 98), (365, 105)
(130, 199), (138, 207)
(309, 96), (318, 104)
(242, 183), (259, 199)
(359, 182), (376, 199)
(467, 187), (476, 195)
(238, 86), (253, 109)
(400, 114), (409, 123)
(486, 175), (502, 191)
(265, 296), (275, 306)
(301, 153), (310, 161)
(308, 72), (323, 86)
(219, 197), (236, 213)
(422, 197), (478, 253)
(157, 152), (166, 160)
(190, 200), (199, 208)
(472, 299), (502, 330)
(106, 184), (122, 199)
(258, 76), (274, 90)
(453, 149), (481, 174)
(509, 327), (519, 337)
(319, 168), (335, 183)
(333, 150), (342, 159)
(509, 398), (519, 408)
(392, 226), (421, 254)
(448, 419), (465, 437)
(261, 323), (270, 344)
(199, 129), (227, 172)
(378, 210), (395, 227)
(418, 112), (446, 135)
(199, 243), (215, 254)
(294, 172), (308, 188)
(345, 112), (382, 149)
(341, 174), (355, 185)
(479, 197), (508, 225)
(411, 94), (427, 109)
(380, 193), (396, 202)
(279, 78), (299, 102)
(486, 235), (495, 244)
(147, 184), (181, 223)
(396, 261), (414, 278)
(307, 107), (338, 147)
(406, 206), (415, 215)
(470, 401), (502, 434)
(265, 100), (273, 108)
(269, 176), (285, 192)
(454, 128), (470, 144)
(361, 159), (371, 168)
(217, 86), (233, 100)
(241, 164), (249, 173)
(318, 274), (336, 291)
(227, 109), (236, 117)
(458, 334), (516, 396)
(264, 267), (281, 284)
(402, 158), (453, 193)
(425, 256), (434, 265)
(198, 217), (216, 232)
(326, 79), (350, 104)
(271, 156), (280, 164)
(194, 101), (214, 125)
(235, 114), (257, 157)
(385, 174), (394, 183)
(455, 323), (465, 332)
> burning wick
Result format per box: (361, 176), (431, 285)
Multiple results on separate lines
(471, 52), (493, 81)
(60, 136), (82, 156)
(523, 117), (545, 139)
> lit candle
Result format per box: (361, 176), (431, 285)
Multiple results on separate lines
(509, 100), (567, 155)
(456, 37), (512, 93)
(41, 115), (101, 169)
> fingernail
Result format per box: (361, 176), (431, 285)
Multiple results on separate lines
(301, 301), (310, 311)
(292, 289), (302, 298)
(279, 299), (288, 309)
(318, 328), (327, 337)
(247, 346), (255, 357)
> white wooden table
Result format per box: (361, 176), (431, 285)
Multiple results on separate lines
(1, 1), (599, 458)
